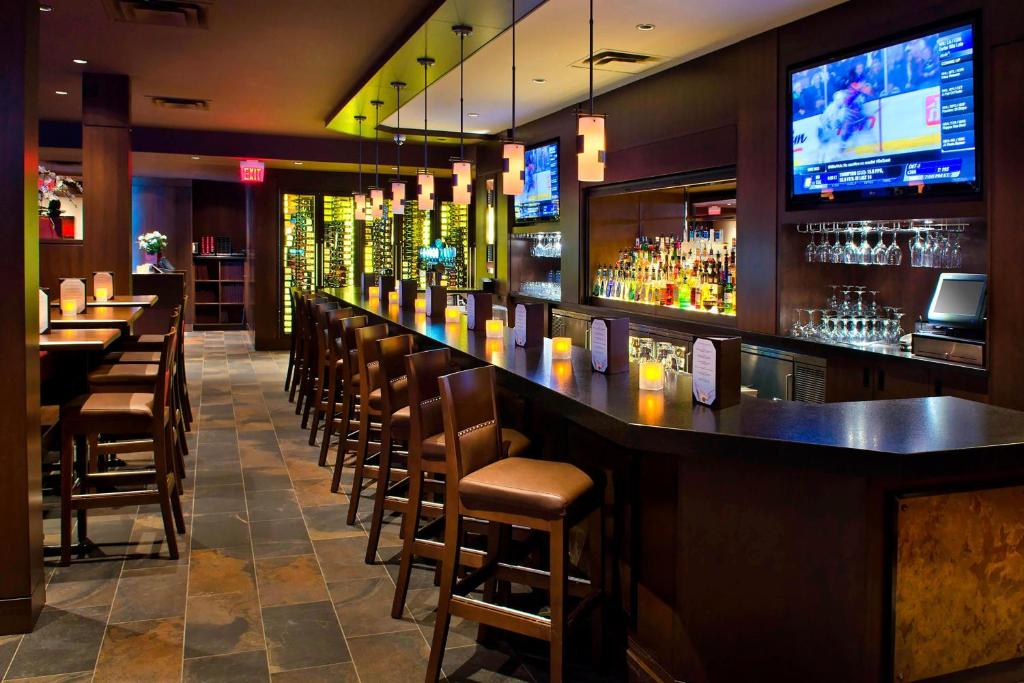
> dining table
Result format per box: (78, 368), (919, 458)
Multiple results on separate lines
(40, 327), (121, 351)
(84, 294), (157, 308)
(49, 305), (143, 333)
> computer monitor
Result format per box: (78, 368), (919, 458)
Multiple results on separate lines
(927, 272), (986, 329)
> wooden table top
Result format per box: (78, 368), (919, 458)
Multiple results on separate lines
(40, 327), (121, 351)
(88, 295), (157, 307)
(50, 306), (143, 328)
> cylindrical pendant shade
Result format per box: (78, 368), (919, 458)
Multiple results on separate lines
(576, 114), (606, 182)
(417, 172), (435, 210)
(452, 160), (472, 205)
(390, 180), (406, 215)
(369, 187), (384, 220)
(353, 192), (366, 220)
(502, 143), (525, 195)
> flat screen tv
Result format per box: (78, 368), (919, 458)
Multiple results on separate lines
(514, 140), (559, 224)
(788, 21), (979, 205)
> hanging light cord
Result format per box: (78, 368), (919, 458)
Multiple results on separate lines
(374, 102), (380, 187)
(423, 60), (429, 172)
(589, 0), (594, 115)
(511, 0), (516, 140)
(357, 117), (363, 192)
(459, 30), (465, 159)
(394, 83), (401, 178)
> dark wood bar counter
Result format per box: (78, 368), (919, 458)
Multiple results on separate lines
(323, 287), (1024, 683)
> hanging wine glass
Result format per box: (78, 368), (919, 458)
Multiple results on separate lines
(805, 226), (817, 263)
(887, 227), (902, 266)
(817, 224), (832, 263)
(873, 226), (888, 265)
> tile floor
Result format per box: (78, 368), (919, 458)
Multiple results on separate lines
(0, 331), (560, 682)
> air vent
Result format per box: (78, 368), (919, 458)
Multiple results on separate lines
(572, 49), (662, 74)
(102, 0), (211, 29)
(150, 96), (210, 111)
(794, 363), (827, 404)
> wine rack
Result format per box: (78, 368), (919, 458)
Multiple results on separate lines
(323, 195), (355, 288)
(282, 193), (316, 334)
(365, 201), (395, 277)
(440, 201), (470, 288)
(401, 206), (431, 287)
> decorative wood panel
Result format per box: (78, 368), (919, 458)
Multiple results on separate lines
(895, 486), (1024, 681)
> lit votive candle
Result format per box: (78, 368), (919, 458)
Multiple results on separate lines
(367, 286), (380, 301)
(388, 291), (399, 306)
(485, 318), (504, 339)
(94, 287), (109, 302)
(551, 337), (572, 360)
(638, 361), (665, 391)
(414, 298), (426, 314)
(445, 306), (461, 324)
(60, 300), (78, 318)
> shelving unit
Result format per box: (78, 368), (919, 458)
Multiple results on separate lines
(193, 254), (247, 330)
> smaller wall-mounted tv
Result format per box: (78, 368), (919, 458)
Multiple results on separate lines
(788, 20), (979, 205)
(515, 140), (560, 225)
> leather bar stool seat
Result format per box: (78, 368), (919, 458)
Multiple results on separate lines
(368, 375), (407, 412)
(421, 427), (531, 460)
(64, 392), (155, 422)
(121, 333), (165, 349)
(459, 457), (595, 521)
(390, 405), (411, 441)
(88, 363), (159, 388)
(104, 350), (162, 364)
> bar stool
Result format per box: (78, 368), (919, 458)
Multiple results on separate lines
(294, 293), (326, 415)
(363, 333), (415, 563)
(330, 315), (368, 493)
(287, 290), (311, 404)
(307, 303), (350, 446)
(345, 322), (390, 525)
(60, 308), (186, 564)
(391, 349), (533, 617)
(316, 307), (355, 466)
(425, 365), (603, 683)
(300, 297), (336, 427)
(284, 287), (302, 393)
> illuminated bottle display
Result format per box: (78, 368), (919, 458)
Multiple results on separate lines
(591, 224), (737, 316)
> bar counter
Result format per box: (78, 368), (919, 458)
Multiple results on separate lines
(323, 287), (1024, 683)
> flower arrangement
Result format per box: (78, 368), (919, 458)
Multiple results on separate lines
(138, 230), (169, 255)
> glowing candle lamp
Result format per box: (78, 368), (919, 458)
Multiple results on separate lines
(60, 300), (78, 318)
(639, 361), (665, 392)
(551, 337), (572, 360)
(367, 286), (380, 302)
(414, 298), (426, 314)
(94, 287), (109, 302)
(485, 318), (503, 339)
(445, 306), (461, 324)
(388, 291), (399, 306)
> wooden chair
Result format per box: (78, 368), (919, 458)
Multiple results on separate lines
(345, 323), (390, 525)
(390, 349), (531, 618)
(307, 303), (350, 446)
(299, 296), (333, 426)
(60, 307), (186, 564)
(316, 307), (355, 466)
(284, 287), (302, 393)
(330, 315), (368, 493)
(425, 366), (603, 683)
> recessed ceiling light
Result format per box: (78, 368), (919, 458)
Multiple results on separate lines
(293, 161), (303, 165)
(467, 112), (480, 118)
(636, 23), (656, 31)
(532, 77), (547, 84)
(190, 156), (201, 160)
(55, 90), (68, 95)
(39, 4), (53, 12)
(73, 58), (88, 65)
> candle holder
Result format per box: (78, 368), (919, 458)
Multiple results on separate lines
(388, 291), (399, 306)
(551, 337), (572, 360)
(60, 300), (78, 318)
(445, 306), (462, 324)
(94, 287), (110, 302)
(639, 361), (665, 391)
(485, 318), (504, 339)
(414, 298), (427, 314)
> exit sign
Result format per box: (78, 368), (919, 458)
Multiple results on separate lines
(239, 160), (265, 183)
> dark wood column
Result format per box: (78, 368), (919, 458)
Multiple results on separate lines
(83, 73), (133, 293)
(0, 0), (44, 634)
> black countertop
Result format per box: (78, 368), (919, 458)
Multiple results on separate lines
(322, 288), (1023, 459)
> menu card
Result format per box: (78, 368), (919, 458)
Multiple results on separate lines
(513, 303), (544, 347)
(692, 336), (741, 408)
(92, 271), (113, 300)
(590, 317), (628, 373)
(591, 320), (608, 371)
(692, 339), (717, 405)
(466, 293), (492, 330)
(425, 285), (447, 318)
(514, 305), (526, 346)
(397, 279), (418, 308)
(59, 277), (87, 314)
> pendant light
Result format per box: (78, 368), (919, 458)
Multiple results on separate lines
(502, 0), (524, 196)
(353, 115), (367, 220)
(369, 99), (385, 220)
(577, 0), (606, 182)
(416, 56), (435, 211)
(451, 24), (473, 205)
(389, 80), (406, 215)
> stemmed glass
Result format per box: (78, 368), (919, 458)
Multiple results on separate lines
(817, 228), (832, 263)
(791, 309), (805, 338)
(831, 226), (845, 264)
(872, 229), (888, 265)
(887, 228), (903, 265)
(910, 230), (925, 267)
(805, 228), (817, 263)
(843, 230), (858, 265)
(853, 286), (866, 316)
(948, 232), (962, 269)
(827, 285), (841, 310)
(859, 228), (872, 265)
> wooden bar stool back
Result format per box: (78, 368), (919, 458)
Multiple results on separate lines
(330, 314), (368, 493)
(363, 333), (415, 563)
(60, 307), (186, 564)
(284, 287), (302, 393)
(345, 322), (390, 525)
(306, 301), (345, 444)
(300, 298), (337, 428)
(316, 306), (355, 466)
(425, 366), (604, 683)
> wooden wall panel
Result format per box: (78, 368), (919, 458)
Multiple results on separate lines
(132, 178), (193, 321)
(192, 180), (247, 254)
(0, 0), (44, 633)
